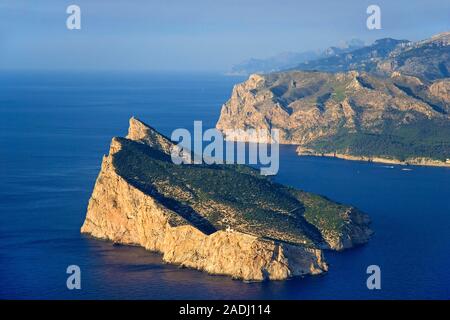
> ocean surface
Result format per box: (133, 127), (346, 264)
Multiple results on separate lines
(0, 72), (449, 299)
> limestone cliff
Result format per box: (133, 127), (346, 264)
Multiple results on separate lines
(81, 118), (372, 281)
(216, 70), (450, 164)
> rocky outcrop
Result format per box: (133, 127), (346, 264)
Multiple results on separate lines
(378, 32), (450, 80)
(81, 118), (371, 281)
(217, 71), (445, 142)
(81, 140), (326, 280)
(81, 117), (372, 281)
(328, 208), (373, 250)
(126, 117), (173, 154)
(288, 190), (373, 251)
(220, 33), (450, 161)
(429, 79), (450, 113)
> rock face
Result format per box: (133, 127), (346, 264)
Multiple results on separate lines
(219, 33), (450, 165)
(429, 79), (450, 110)
(81, 118), (372, 281)
(216, 70), (450, 164)
(378, 32), (450, 81)
(81, 141), (325, 280)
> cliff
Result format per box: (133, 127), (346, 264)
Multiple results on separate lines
(218, 32), (450, 165)
(81, 117), (372, 281)
(216, 70), (450, 165)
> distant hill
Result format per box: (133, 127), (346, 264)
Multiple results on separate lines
(228, 51), (320, 76)
(228, 39), (365, 75)
(293, 38), (409, 73)
(377, 32), (450, 80)
(231, 32), (450, 82)
(294, 32), (450, 81)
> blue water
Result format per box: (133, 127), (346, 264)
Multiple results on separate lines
(0, 72), (449, 299)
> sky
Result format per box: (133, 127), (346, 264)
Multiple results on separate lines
(0, 0), (449, 72)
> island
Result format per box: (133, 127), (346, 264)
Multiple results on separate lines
(81, 117), (372, 281)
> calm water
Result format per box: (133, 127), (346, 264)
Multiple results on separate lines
(0, 72), (449, 299)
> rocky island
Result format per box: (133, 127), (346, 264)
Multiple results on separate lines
(217, 32), (450, 166)
(81, 117), (372, 281)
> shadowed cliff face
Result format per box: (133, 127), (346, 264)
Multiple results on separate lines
(81, 118), (372, 281)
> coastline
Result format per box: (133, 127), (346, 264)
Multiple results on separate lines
(296, 148), (450, 168)
(218, 134), (450, 168)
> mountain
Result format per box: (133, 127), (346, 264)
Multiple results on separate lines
(377, 32), (450, 80)
(294, 32), (450, 81)
(216, 70), (450, 165)
(230, 32), (449, 80)
(293, 38), (410, 73)
(228, 39), (365, 75)
(81, 117), (372, 281)
(228, 51), (321, 76)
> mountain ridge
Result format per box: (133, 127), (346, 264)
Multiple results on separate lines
(228, 39), (365, 75)
(230, 32), (450, 81)
(217, 32), (450, 165)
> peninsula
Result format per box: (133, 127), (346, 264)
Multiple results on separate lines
(217, 32), (450, 166)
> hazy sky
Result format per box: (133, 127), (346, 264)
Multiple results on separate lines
(1, 0), (449, 71)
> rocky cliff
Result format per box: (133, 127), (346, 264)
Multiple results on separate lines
(216, 69), (450, 165)
(377, 32), (450, 81)
(81, 117), (372, 281)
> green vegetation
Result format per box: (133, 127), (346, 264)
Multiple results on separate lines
(331, 86), (346, 103)
(291, 190), (349, 233)
(112, 137), (357, 247)
(307, 119), (450, 162)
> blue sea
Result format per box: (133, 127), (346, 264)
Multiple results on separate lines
(0, 72), (449, 299)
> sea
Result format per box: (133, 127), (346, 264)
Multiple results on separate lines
(0, 71), (449, 299)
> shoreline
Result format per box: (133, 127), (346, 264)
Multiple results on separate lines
(296, 148), (450, 168)
(218, 132), (450, 168)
